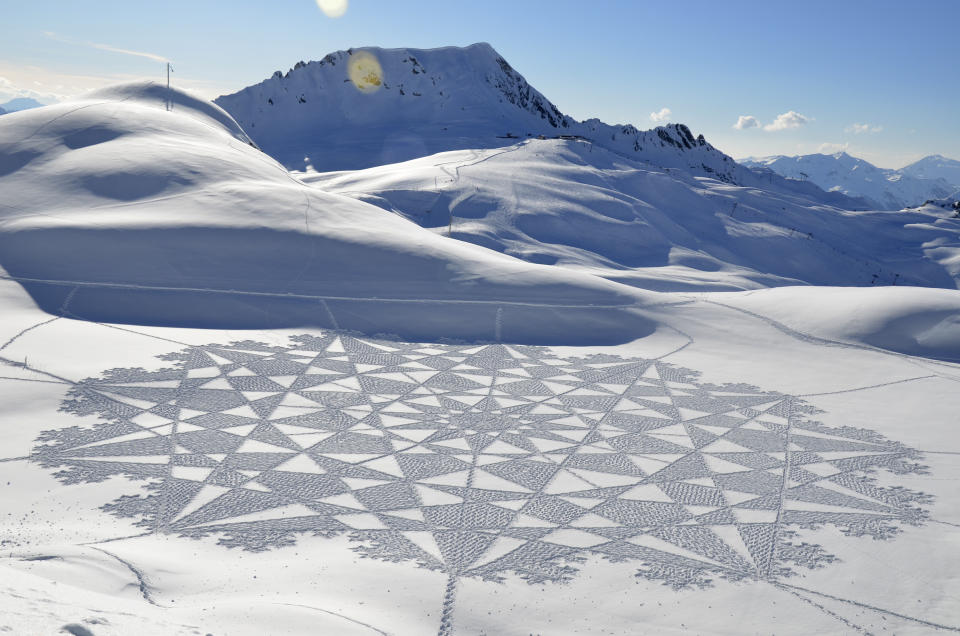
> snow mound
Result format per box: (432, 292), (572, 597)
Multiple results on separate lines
(718, 286), (960, 362)
(0, 82), (654, 344)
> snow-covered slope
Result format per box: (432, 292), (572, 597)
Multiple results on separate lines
(304, 140), (960, 291)
(0, 82), (655, 344)
(900, 154), (960, 189)
(740, 152), (955, 210)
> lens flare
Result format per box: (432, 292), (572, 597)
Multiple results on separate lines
(315, 0), (348, 18)
(347, 50), (384, 94)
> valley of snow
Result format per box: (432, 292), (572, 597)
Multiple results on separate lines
(1, 44), (959, 636)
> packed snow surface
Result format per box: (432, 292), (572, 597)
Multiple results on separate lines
(1, 45), (959, 636)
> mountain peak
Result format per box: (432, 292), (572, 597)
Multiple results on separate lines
(215, 44), (745, 182)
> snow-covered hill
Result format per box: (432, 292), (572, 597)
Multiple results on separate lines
(0, 82), (653, 344)
(900, 154), (960, 189)
(740, 152), (956, 210)
(303, 140), (960, 291)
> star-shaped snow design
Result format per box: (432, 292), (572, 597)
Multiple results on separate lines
(34, 333), (929, 588)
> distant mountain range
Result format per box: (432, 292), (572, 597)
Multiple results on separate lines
(740, 152), (960, 210)
(0, 97), (47, 113)
(899, 154), (960, 187)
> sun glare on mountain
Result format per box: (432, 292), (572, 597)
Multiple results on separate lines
(348, 50), (383, 93)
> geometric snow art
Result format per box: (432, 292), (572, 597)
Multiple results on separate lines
(33, 333), (930, 595)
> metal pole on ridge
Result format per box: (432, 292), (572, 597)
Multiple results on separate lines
(165, 62), (174, 111)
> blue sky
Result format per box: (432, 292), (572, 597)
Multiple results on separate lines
(2, 0), (957, 168)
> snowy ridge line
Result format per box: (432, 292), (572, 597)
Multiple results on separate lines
(0, 273), (642, 309)
(772, 582), (960, 632)
(0, 97), (134, 152)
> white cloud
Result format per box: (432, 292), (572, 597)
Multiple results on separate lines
(764, 110), (811, 131)
(845, 122), (883, 134)
(44, 31), (169, 63)
(733, 115), (760, 130)
(818, 142), (849, 154)
(649, 107), (672, 123)
(0, 74), (64, 103)
(0, 61), (234, 103)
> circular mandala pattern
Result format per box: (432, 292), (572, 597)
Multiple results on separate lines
(33, 333), (929, 589)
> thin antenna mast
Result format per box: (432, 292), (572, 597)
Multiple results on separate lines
(165, 62), (174, 111)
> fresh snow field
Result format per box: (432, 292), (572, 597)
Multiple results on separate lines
(1, 45), (959, 635)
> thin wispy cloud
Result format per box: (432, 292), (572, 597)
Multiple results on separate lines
(845, 122), (883, 134)
(733, 115), (760, 130)
(649, 107), (672, 123)
(764, 110), (811, 131)
(43, 31), (169, 63)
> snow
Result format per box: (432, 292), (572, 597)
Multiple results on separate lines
(740, 151), (957, 210)
(302, 140), (960, 292)
(1, 45), (959, 635)
(900, 154), (960, 190)
(215, 43), (834, 203)
(0, 81), (656, 345)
